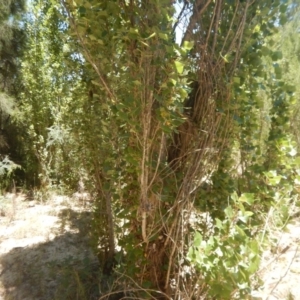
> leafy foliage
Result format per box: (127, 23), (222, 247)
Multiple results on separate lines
(5, 0), (300, 298)
(58, 0), (293, 298)
(0, 0), (25, 188)
(0, 156), (20, 190)
(188, 193), (260, 299)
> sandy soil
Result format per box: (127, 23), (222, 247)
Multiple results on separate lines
(252, 219), (300, 300)
(0, 193), (99, 300)
(0, 192), (300, 300)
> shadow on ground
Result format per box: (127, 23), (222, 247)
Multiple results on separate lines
(0, 204), (102, 300)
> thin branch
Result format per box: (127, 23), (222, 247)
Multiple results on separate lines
(220, 1), (240, 55)
(267, 245), (298, 299)
(148, 132), (166, 188)
(205, 0), (219, 50)
(181, 0), (213, 46)
(211, 0), (223, 57)
(60, 0), (116, 102)
(172, 1), (189, 35)
(232, 0), (250, 70)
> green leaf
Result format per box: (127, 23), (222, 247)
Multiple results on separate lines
(280, 4), (287, 13)
(174, 61), (184, 74)
(161, 124), (173, 133)
(133, 80), (141, 86)
(89, 35), (104, 44)
(231, 192), (239, 202)
(91, 80), (101, 86)
(169, 78), (177, 86)
(178, 87), (188, 98)
(271, 51), (283, 61)
(233, 77), (240, 84)
(158, 32), (168, 40)
(145, 32), (156, 39)
(182, 41), (194, 51)
(78, 6), (86, 15)
(224, 206), (234, 218)
(261, 46), (270, 56)
(248, 255), (260, 274)
(129, 28), (139, 35)
(239, 193), (255, 205)
(235, 225), (246, 236)
(215, 218), (223, 230)
(193, 231), (202, 247)
(280, 14), (287, 25)
(285, 84), (296, 93)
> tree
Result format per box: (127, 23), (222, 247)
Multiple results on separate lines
(17, 0), (84, 188)
(0, 0), (25, 93)
(0, 0), (25, 188)
(272, 1), (300, 148)
(55, 0), (290, 298)
(14, 0), (298, 298)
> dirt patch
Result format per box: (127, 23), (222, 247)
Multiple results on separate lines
(252, 219), (300, 300)
(1, 192), (300, 300)
(0, 193), (100, 300)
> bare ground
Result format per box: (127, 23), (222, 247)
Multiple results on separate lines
(252, 219), (300, 300)
(1, 192), (300, 299)
(0, 192), (100, 300)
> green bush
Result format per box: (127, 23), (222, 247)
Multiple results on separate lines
(187, 193), (261, 299)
